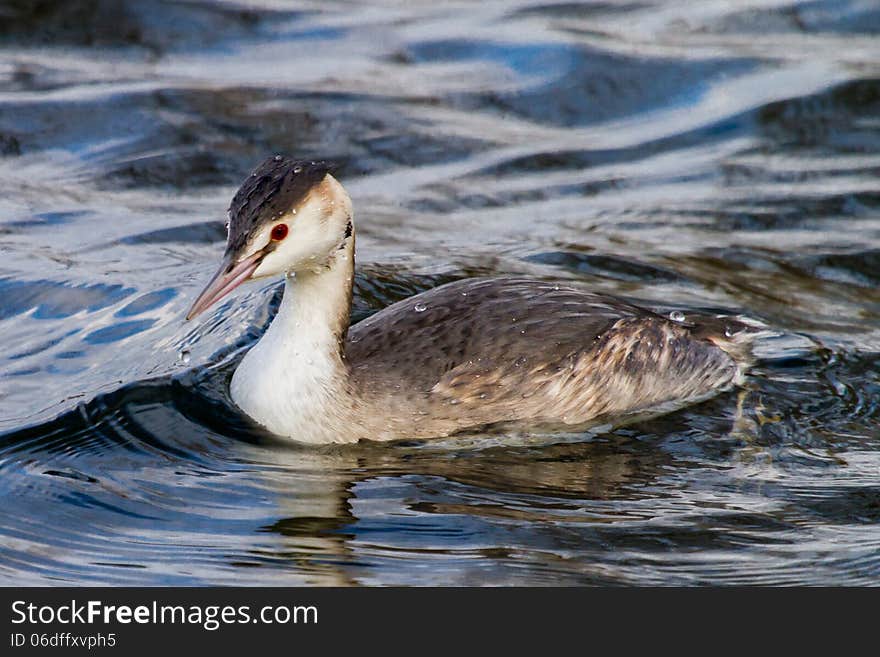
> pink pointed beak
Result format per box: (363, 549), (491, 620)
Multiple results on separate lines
(186, 251), (264, 320)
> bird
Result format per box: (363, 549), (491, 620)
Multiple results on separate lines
(186, 155), (767, 445)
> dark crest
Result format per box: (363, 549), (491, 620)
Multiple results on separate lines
(227, 156), (335, 253)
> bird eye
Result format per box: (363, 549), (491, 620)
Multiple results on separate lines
(271, 223), (289, 241)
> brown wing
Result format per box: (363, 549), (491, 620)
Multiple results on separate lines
(345, 277), (746, 431)
(347, 277), (639, 385)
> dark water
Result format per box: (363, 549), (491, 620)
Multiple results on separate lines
(1, 0), (879, 585)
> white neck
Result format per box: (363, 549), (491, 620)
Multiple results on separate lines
(230, 241), (357, 444)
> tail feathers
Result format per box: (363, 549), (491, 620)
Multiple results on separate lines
(689, 314), (779, 368)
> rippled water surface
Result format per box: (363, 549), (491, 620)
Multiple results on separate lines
(1, 0), (879, 585)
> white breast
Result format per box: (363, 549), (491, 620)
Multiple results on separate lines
(230, 271), (357, 444)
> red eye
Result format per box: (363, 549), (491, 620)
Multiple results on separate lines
(271, 223), (288, 241)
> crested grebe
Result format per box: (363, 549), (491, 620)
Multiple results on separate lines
(186, 156), (765, 444)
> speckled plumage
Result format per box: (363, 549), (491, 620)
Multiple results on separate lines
(344, 277), (758, 440)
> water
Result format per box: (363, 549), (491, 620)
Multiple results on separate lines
(1, 0), (879, 585)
